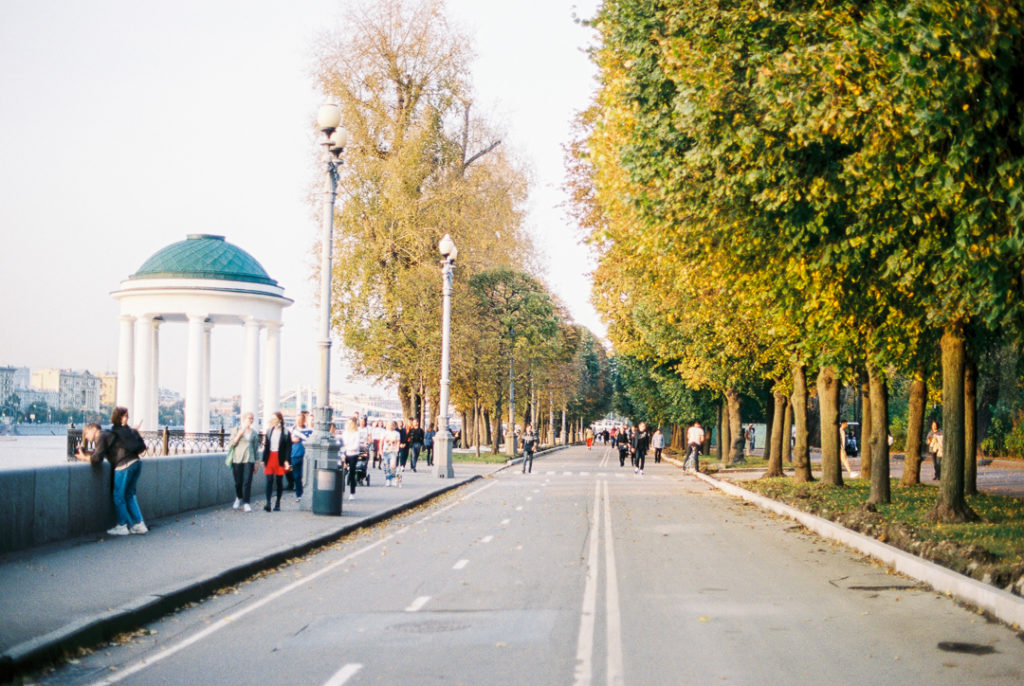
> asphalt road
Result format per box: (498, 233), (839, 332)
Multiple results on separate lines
(39, 446), (1024, 686)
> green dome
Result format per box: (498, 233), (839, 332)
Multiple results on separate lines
(131, 234), (277, 286)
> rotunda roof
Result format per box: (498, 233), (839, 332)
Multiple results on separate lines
(131, 234), (277, 286)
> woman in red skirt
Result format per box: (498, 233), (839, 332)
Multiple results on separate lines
(262, 411), (292, 512)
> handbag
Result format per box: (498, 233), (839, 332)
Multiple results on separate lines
(225, 444), (235, 467)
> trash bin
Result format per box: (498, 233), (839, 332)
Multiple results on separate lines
(312, 467), (343, 516)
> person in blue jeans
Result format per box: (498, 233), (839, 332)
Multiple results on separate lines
(408, 418), (424, 472)
(76, 406), (148, 535)
(423, 424), (435, 467)
(290, 410), (312, 500)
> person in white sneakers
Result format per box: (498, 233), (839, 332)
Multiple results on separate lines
(227, 412), (259, 512)
(76, 406), (149, 535)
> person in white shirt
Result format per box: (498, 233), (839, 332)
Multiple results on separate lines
(341, 417), (362, 501)
(685, 421), (705, 471)
(381, 420), (402, 487)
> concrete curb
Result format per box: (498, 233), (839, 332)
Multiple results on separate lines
(667, 456), (1024, 630)
(0, 472), (486, 680)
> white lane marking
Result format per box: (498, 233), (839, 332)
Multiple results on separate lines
(481, 535), (494, 543)
(86, 480), (500, 685)
(580, 472), (591, 476)
(602, 479), (624, 686)
(500, 518), (510, 526)
(405, 595), (431, 612)
(563, 471), (573, 476)
(453, 559), (469, 570)
(322, 663), (363, 686)
(526, 496), (533, 502)
(572, 482), (601, 686)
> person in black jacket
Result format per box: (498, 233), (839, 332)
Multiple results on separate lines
(521, 423), (538, 474)
(76, 406), (149, 535)
(261, 411), (291, 512)
(408, 418), (425, 472)
(631, 422), (651, 475)
(615, 428), (630, 467)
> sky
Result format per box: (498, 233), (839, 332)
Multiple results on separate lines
(0, 0), (603, 400)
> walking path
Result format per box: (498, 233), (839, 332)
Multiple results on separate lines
(0, 461), (502, 678)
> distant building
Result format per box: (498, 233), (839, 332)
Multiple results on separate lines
(0, 367), (15, 407)
(18, 388), (60, 414)
(11, 367), (30, 389)
(31, 368), (101, 412)
(99, 373), (118, 408)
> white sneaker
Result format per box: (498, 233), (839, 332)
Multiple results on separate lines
(107, 524), (130, 536)
(232, 497), (241, 510)
(130, 522), (148, 535)
(242, 503), (252, 513)
(850, 471), (859, 478)
(634, 468), (638, 474)
(348, 494), (355, 501)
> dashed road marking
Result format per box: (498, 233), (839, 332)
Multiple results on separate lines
(405, 596), (431, 612)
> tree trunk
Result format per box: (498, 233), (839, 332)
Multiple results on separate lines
(859, 372), (873, 482)
(763, 394), (775, 464)
(866, 362), (891, 505)
(929, 327), (978, 522)
(561, 406), (567, 445)
(474, 399), (482, 459)
(548, 392), (555, 446)
(491, 398), (502, 455)
(791, 363), (813, 482)
(726, 388), (745, 464)
(782, 397), (793, 463)
(670, 423), (684, 451)
(817, 365), (842, 486)
(398, 380), (414, 421)
(765, 389), (787, 478)
(482, 407), (491, 446)
(965, 356), (978, 496)
(718, 399), (728, 462)
(900, 364), (927, 486)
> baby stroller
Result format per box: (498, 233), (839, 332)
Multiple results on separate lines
(356, 450), (370, 486)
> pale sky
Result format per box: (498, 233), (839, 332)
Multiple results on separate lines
(0, 0), (603, 399)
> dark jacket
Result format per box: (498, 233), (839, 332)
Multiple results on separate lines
(262, 427), (292, 465)
(522, 430), (538, 454)
(632, 430), (651, 455)
(89, 425), (146, 470)
(409, 427), (425, 445)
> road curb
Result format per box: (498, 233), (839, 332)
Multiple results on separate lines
(667, 456), (1024, 630)
(0, 473), (486, 681)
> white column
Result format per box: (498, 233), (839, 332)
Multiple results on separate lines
(149, 319), (160, 429)
(202, 322), (212, 432)
(262, 320), (282, 427)
(116, 314), (135, 408)
(184, 314), (205, 433)
(241, 317), (261, 423)
(133, 315), (154, 430)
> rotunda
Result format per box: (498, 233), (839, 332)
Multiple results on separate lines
(112, 234), (292, 432)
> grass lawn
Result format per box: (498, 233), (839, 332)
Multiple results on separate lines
(740, 476), (1024, 593)
(452, 450), (512, 464)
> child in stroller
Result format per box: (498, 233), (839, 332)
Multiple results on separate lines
(356, 449), (370, 486)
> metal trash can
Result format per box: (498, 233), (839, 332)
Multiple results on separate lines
(312, 467), (343, 516)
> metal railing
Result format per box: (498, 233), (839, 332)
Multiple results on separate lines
(67, 427), (233, 460)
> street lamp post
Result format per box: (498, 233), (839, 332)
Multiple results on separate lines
(434, 234), (457, 479)
(305, 103), (349, 513)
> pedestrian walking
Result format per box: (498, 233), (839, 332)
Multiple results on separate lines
(227, 411), (259, 512)
(76, 406), (149, 535)
(927, 420), (944, 481)
(521, 423), (538, 473)
(632, 422), (651, 475)
(262, 412), (291, 512)
(747, 424), (756, 454)
(408, 418), (424, 472)
(397, 419), (410, 470)
(341, 417), (361, 500)
(651, 428), (665, 463)
(586, 427), (594, 450)
(382, 419), (401, 487)
(616, 428), (630, 467)
(423, 424), (435, 467)
(372, 420), (385, 469)
(838, 420), (857, 477)
(289, 410), (312, 501)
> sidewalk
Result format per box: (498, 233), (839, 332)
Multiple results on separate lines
(0, 461), (504, 678)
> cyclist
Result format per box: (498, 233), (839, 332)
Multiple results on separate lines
(685, 420), (705, 472)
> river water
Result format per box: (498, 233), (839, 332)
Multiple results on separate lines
(0, 435), (71, 470)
